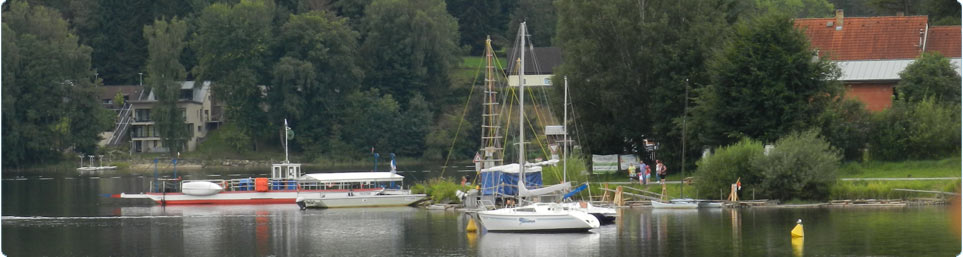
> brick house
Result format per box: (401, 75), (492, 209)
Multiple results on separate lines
(795, 10), (961, 111)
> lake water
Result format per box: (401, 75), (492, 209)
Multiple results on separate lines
(2, 171), (961, 256)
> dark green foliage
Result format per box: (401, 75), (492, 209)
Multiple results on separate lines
(270, 11), (363, 159)
(693, 139), (765, 199)
(816, 99), (873, 161)
(749, 0), (835, 18)
(554, 0), (735, 169)
(144, 17), (190, 154)
(868, 99), (961, 161)
(359, 0), (461, 106)
(192, 0), (276, 150)
(339, 89), (402, 157)
(506, 0), (555, 46)
(690, 12), (841, 149)
(83, 0), (153, 85)
(446, 0), (514, 54)
(896, 52), (961, 105)
(753, 130), (841, 201)
(2, 2), (112, 167)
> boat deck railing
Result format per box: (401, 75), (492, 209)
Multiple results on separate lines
(149, 177), (404, 193)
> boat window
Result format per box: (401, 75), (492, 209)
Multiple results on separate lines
(516, 208), (535, 212)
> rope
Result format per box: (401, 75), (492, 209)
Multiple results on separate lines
(439, 56), (484, 178)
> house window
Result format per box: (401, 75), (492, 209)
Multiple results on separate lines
(544, 78), (552, 85)
(103, 99), (113, 105)
(135, 109), (151, 122)
(197, 125), (202, 132)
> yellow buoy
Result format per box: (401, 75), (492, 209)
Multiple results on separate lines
(791, 236), (804, 257)
(791, 219), (804, 237)
(466, 217), (478, 232)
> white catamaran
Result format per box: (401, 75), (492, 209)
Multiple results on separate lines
(476, 22), (600, 232)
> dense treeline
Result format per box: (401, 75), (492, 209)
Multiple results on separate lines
(2, 0), (960, 170)
(553, 0), (960, 196)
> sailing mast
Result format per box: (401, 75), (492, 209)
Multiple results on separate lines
(518, 22), (527, 192)
(563, 76), (568, 183)
(481, 36), (503, 170)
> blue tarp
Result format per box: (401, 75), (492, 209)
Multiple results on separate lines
(479, 171), (542, 196)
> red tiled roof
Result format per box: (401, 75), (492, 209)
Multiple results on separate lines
(925, 26), (961, 58)
(795, 16), (928, 60)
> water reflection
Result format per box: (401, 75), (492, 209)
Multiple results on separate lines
(478, 231), (600, 257)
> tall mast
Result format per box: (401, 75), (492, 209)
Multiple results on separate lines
(481, 36), (502, 169)
(518, 22), (527, 181)
(563, 76), (568, 183)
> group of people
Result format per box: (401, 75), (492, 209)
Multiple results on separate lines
(629, 159), (667, 185)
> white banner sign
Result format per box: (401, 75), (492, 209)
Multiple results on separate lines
(592, 154), (619, 174)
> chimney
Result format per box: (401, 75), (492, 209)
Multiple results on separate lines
(835, 9), (844, 31)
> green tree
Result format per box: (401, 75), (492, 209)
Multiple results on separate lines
(192, 0), (276, 151)
(506, 0), (556, 46)
(896, 51), (961, 105)
(359, 0), (461, 106)
(815, 98), (873, 161)
(553, 0), (735, 168)
(340, 89), (402, 156)
(693, 138), (765, 200)
(689, 12), (841, 148)
(144, 17), (190, 154)
(753, 130), (840, 201)
(868, 99), (961, 161)
(446, 0), (513, 54)
(84, 0), (153, 85)
(2, 2), (112, 166)
(750, 0), (834, 18)
(271, 11), (363, 158)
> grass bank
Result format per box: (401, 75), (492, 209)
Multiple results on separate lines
(839, 157), (961, 178)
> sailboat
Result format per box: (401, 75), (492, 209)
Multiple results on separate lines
(476, 22), (600, 232)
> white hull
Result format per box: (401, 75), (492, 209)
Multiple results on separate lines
(120, 190), (382, 205)
(477, 203), (600, 232)
(560, 202), (617, 224)
(300, 193), (426, 208)
(651, 200), (698, 209)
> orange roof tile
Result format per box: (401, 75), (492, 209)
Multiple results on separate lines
(795, 16), (928, 60)
(925, 26), (961, 58)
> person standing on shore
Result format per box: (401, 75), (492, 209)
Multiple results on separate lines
(639, 161), (648, 185)
(656, 160), (667, 184)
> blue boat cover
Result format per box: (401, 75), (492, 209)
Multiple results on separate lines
(479, 171), (542, 196)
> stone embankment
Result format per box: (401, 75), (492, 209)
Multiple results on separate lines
(125, 159), (277, 172)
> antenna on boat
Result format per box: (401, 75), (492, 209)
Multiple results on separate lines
(284, 119), (291, 164)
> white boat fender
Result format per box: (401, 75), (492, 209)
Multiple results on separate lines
(296, 196), (306, 210)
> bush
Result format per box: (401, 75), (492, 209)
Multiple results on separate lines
(816, 99), (872, 161)
(753, 130), (841, 201)
(542, 154), (590, 185)
(869, 99), (961, 161)
(415, 177), (473, 204)
(693, 138), (765, 199)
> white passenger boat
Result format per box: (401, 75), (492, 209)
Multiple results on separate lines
(117, 162), (348, 205)
(296, 172), (426, 208)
